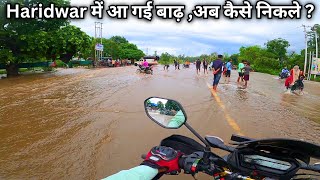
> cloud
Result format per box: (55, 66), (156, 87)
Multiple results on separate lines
(70, 0), (320, 56)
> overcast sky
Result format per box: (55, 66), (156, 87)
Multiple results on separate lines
(70, 0), (320, 56)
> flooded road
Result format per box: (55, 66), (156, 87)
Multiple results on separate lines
(0, 66), (319, 180)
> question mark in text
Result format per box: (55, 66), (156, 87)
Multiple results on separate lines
(305, 4), (315, 19)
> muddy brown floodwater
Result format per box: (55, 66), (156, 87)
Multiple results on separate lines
(0, 66), (319, 180)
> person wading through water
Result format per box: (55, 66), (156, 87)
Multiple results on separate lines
(212, 55), (224, 91)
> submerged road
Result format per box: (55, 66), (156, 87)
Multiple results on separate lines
(0, 65), (319, 179)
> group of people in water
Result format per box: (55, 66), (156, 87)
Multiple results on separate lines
(161, 56), (305, 93)
(193, 56), (252, 90)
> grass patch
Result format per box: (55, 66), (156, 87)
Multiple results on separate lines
(19, 68), (29, 72)
(310, 76), (320, 82)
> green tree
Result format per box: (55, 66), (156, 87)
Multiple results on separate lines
(157, 101), (164, 110)
(110, 36), (129, 44)
(238, 45), (280, 74)
(265, 38), (290, 64)
(146, 100), (152, 107)
(165, 100), (180, 111)
(230, 54), (239, 65)
(48, 25), (92, 63)
(0, 0), (70, 76)
(101, 38), (121, 59)
(159, 52), (173, 65)
(118, 43), (144, 60)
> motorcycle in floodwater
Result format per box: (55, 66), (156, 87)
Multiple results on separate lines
(137, 64), (153, 75)
(279, 72), (290, 79)
(143, 97), (320, 180)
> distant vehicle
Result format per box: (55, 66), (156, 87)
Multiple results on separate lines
(99, 57), (113, 67)
(136, 64), (153, 74)
(134, 56), (159, 66)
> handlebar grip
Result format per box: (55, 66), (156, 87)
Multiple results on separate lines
(178, 156), (186, 169)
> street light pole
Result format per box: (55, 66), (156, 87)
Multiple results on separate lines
(315, 29), (318, 59)
(311, 24), (319, 79)
(303, 25), (308, 75)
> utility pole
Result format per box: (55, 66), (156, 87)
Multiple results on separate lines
(312, 24), (319, 59)
(315, 28), (318, 79)
(94, 22), (103, 66)
(308, 52), (313, 80)
(303, 25), (308, 75)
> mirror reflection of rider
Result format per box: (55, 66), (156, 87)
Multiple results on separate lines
(167, 110), (185, 128)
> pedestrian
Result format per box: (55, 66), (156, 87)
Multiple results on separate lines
(241, 62), (251, 89)
(225, 59), (232, 84)
(222, 62), (226, 76)
(177, 60), (180, 70)
(203, 58), (208, 74)
(212, 55), (224, 91)
(237, 60), (245, 83)
(285, 65), (301, 89)
(209, 61), (213, 71)
(174, 60), (178, 70)
(196, 59), (201, 74)
(163, 64), (169, 71)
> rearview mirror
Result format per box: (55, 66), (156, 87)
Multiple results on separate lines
(144, 97), (187, 129)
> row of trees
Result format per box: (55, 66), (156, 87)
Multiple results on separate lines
(146, 100), (180, 111)
(0, 0), (145, 76)
(159, 30), (319, 75)
(95, 36), (144, 61)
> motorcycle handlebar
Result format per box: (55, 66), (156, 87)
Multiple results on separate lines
(177, 155), (254, 180)
(141, 154), (185, 169)
(142, 154), (254, 180)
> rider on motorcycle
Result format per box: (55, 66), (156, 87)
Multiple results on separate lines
(142, 59), (149, 68)
(279, 67), (290, 78)
(282, 67), (289, 74)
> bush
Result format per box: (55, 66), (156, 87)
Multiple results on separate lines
(42, 67), (53, 71)
(311, 76), (320, 82)
(55, 60), (67, 67)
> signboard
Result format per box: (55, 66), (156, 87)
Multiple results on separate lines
(310, 57), (320, 75)
(95, 43), (104, 51)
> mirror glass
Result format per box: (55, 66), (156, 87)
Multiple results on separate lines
(145, 97), (186, 129)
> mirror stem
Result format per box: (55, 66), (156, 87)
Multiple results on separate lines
(184, 123), (211, 164)
(184, 122), (211, 164)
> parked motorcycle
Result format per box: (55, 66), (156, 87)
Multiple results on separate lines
(137, 65), (153, 74)
(143, 97), (320, 180)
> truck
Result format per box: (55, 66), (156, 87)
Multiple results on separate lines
(134, 56), (159, 66)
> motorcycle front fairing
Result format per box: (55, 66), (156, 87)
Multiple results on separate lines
(160, 135), (205, 155)
(226, 138), (320, 180)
